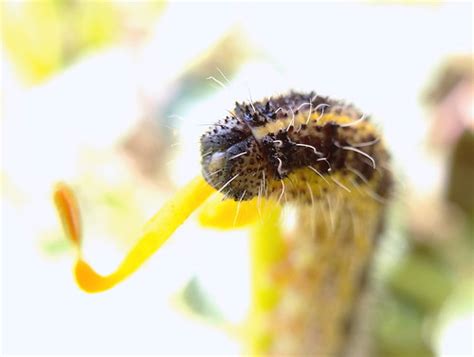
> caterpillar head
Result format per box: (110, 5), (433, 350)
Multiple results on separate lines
(200, 112), (266, 201)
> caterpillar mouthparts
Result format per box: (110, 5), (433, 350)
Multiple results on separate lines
(200, 91), (391, 203)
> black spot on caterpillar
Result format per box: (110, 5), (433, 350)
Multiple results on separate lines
(201, 91), (391, 203)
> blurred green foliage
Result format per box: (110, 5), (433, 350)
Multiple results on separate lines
(375, 131), (474, 357)
(1, 0), (165, 84)
(390, 250), (453, 313)
(447, 131), (474, 222)
(178, 277), (225, 325)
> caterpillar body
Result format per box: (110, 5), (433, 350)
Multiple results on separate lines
(201, 91), (392, 355)
(200, 91), (391, 204)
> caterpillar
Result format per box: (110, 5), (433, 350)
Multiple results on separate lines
(199, 91), (393, 356)
(54, 90), (392, 356)
(201, 91), (391, 204)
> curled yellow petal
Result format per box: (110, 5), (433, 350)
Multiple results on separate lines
(53, 176), (214, 293)
(198, 194), (260, 229)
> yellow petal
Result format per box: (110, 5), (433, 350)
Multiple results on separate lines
(53, 176), (214, 293)
(246, 201), (287, 353)
(250, 203), (286, 311)
(198, 194), (260, 229)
